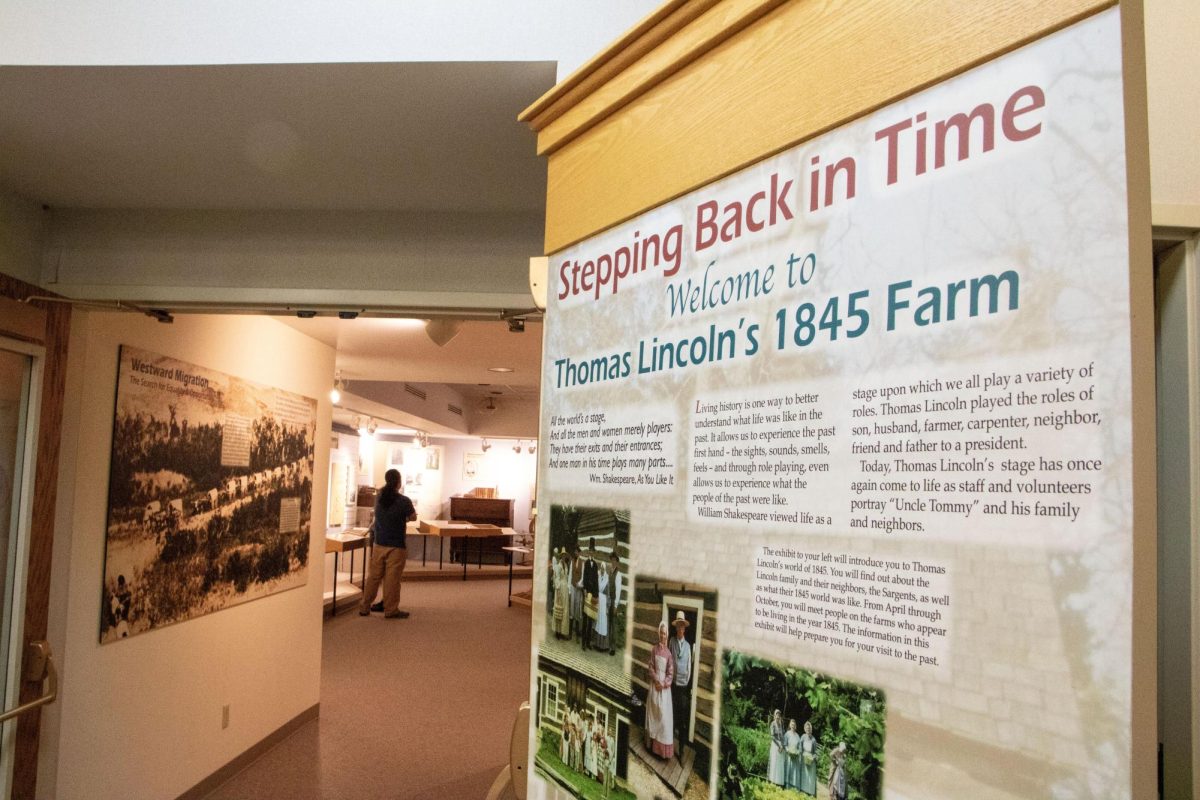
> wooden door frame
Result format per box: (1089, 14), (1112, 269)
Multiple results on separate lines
(0, 274), (70, 800)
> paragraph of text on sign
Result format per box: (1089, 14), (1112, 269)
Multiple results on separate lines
(753, 546), (951, 669)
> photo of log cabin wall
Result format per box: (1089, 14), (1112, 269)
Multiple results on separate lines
(100, 345), (316, 642)
(535, 653), (636, 800)
(628, 576), (718, 799)
(544, 505), (631, 689)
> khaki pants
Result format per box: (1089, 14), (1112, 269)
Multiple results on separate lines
(361, 544), (407, 615)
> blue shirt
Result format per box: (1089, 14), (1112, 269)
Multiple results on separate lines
(373, 493), (414, 548)
(670, 635), (692, 686)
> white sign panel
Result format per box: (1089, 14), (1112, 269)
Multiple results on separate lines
(531, 10), (1132, 800)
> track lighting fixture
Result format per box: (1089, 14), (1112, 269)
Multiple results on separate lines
(481, 438), (492, 453)
(513, 440), (523, 454)
(330, 371), (345, 404)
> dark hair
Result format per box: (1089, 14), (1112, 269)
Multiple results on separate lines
(379, 469), (401, 508)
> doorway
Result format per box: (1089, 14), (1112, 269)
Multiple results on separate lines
(1154, 232), (1199, 800)
(0, 338), (43, 798)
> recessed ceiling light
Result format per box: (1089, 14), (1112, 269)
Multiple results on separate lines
(488, 367), (514, 373)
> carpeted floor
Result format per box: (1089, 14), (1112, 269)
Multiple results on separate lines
(205, 577), (534, 800)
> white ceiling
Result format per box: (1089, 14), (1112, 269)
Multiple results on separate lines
(277, 316), (542, 388)
(0, 61), (554, 212)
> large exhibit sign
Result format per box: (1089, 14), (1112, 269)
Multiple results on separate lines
(530, 10), (1133, 800)
(101, 346), (317, 642)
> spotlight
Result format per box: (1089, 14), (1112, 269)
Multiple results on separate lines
(367, 418), (378, 435)
(507, 318), (525, 333)
(481, 438), (492, 453)
(330, 372), (345, 404)
(351, 416), (362, 430)
(528, 443), (536, 455)
(296, 309), (317, 319)
(338, 310), (360, 320)
(146, 308), (174, 324)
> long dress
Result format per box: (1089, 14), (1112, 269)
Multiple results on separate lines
(829, 754), (847, 800)
(784, 729), (802, 789)
(569, 712), (582, 770)
(798, 732), (818, 795)
(767, 719), (787, 785)
(552, 560), (571, 637)
(603, 734), (617, 790)
(593, 570), (610, 649)
(596, 734), (611, 790)
(584, 723), (595, 777)
(644, 643), (675, 758)
(570, 558), (585, 636)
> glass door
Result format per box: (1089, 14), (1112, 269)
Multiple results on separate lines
(0, 338), (42, 798)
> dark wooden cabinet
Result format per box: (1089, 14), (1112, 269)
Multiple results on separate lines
(449, 496), (514, 565)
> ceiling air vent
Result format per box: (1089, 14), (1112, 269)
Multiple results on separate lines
(447, 403), (464, 417)
(403, 384), (427, 401)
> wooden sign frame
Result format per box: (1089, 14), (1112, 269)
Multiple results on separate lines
(522, 1), (1154, 796)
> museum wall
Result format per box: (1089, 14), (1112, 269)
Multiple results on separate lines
(0, 192), (47, 287)
(436, 436), (538, 534)
(1145, 0), (1200, 223)
(40, 208), (543, 311)
(38, 311), (333, 800)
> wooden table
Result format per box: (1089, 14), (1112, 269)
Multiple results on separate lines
(325, 530), (369, 617)
(502, 545), (532, 607)
(417, 520), (519, 580)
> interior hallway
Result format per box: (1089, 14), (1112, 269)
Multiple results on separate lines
(204, 577), (534, 800)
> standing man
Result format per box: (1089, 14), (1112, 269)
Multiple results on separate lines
(359, 469), (416, 619)
(668, 610), (693, 756)
(581, 539), (601, 649)
(570, 544), (585, 642)
(606, 551), (622, 655)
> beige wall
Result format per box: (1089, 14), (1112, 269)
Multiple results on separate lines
(0, 191), (47, 287)
(1146, 0), (1200, 225)
(38, 311), (334, 800)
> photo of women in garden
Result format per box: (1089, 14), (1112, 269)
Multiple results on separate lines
(718, 651), (885, 800)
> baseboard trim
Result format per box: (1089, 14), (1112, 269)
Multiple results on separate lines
(175, 702), (320, 800)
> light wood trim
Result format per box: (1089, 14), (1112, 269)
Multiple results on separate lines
(0, 273), (70, 800)
(532, 0), (1114, 254)
(520, 0), (692, 124)
(524, 0), (786, 155)
(0, 297), (46, 345)
(1120, 1), (1157, 797)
